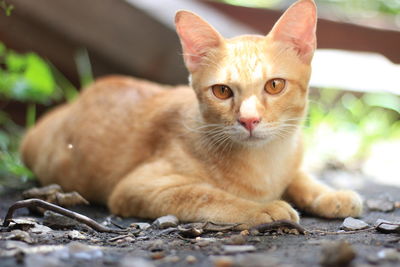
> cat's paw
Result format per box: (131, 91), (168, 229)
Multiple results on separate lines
(238, 200), (299, 229)
(311, 190), (363, 218)
(262, 200), (300, 222)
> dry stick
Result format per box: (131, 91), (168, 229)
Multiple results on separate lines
(2, 198), (128, 234)
(311, 227), (376, 235)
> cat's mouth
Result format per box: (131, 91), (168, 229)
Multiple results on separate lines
(234, 131), (272, 145)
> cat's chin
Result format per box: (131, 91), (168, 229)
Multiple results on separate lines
(233, 135), (274, 148)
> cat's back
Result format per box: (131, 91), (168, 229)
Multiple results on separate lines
(21, 75), (195, 202)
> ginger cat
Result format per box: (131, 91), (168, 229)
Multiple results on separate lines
(21, 0), (362, 227)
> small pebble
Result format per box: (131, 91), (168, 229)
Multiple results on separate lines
(240, 230), (249, 236)
(320, 241), (356, 266)
(212, 256), (234, 267)
(150, 251), (165, 260)
(6, 230), (34, 244)
(366, 199), (395, 212)
(132, 222), (151, 230)
(164, 255), (180, 263)
(375, 219), (400, 233)
(225, 234), (246, 245)
(67, 230), (87, 240)
(178, 225), (203, 238)
(120, 257), (155, 267)
(340, 217), (369, 231)
(377, 248), (400, 262)
(186, 255), (197, 263)
(222, 245), (256, 254)
(153, 215), (179, 229)
(147, 239), (164, 251)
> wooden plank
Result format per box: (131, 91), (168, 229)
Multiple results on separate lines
(0, 0), (188, 85)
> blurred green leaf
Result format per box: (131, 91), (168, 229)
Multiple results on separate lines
(5, 51), (26, 72)
(0, 42), (6, 56)
(75, 49), (93, 88)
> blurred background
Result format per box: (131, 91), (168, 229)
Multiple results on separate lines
(0, 0), (399, 191)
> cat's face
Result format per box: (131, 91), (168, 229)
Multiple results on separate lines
(176, 0), (317, 147)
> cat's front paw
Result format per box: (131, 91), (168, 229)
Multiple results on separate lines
(311, 190), (363, 218)
(239, 200), (299, 229)
(262, 200), (300, 222)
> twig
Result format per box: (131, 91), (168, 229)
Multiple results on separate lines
(251, 220), (307, 234)
(2, 198), (128, 234)
(310, 227), (376, 235)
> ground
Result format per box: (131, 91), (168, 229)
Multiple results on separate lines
(1, 170), (400, 267)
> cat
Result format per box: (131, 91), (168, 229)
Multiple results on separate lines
(20, 0), (362, 228)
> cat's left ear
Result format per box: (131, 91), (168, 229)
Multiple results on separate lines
(269, 0), (317, 64)
(175, 10), (223, 73)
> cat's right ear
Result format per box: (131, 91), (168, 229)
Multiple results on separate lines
(175, 11), (223, 73)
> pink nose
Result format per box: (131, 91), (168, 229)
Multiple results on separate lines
(238, 117), (260, 132)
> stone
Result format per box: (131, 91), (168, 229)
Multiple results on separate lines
(67, 230), (87, 240)
(43, 210), (79, 229)
(120, 257), (156, 267)
(235, 254), (280, 267)
(163, 255), (180, 263)
(133, 222), (151, 230)
(153, 215), (178, 229)
(150, 251), (165, 260)
(212, 256), (234, 267)
(222, 245), (256, 254)
(6, 230), (34, 244)
(22, 184), (62, 199)
(377, 248), (400, 262)
(240, 230), (249, 236)
(225, 234), (247, 245)
(7, 218), (37, 231)
(320, 241), (356, 266)
(29, 224), (53, 234)
(375, 219), (400, 233)
(178, 224), (203, 238)
(366, 199), (395, 212)
(185, 255), (197, 263)
(340, 217), (369, 231)
(147, 239), (164, 251)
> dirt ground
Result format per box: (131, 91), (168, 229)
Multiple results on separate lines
(1, 171), (400, 267)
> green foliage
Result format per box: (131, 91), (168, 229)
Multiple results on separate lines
(0, 42), (87, 186)
(0, 0), (13, 16)
(0, 43), (80, 127)
(217, 0), (400, 15)
(317, 0), (400, 16)
(0, 49), (57, 104)
(305, 88), (400, 164)
(75, 49), (94, 88)
(0, 116), (34, 185)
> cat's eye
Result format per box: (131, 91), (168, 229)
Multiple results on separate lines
(211, 84), (233, 100)
(264, 78), (286, 95)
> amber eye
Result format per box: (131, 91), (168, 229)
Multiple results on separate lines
(265, 78), (286, 95)
(211, 84), (233, 100)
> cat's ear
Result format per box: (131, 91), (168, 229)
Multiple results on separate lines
(269, 0), (317, 64)
(175, 10), (223, 72)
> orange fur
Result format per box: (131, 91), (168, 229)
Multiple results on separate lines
(20, 0), (362, 227)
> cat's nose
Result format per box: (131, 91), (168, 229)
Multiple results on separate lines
(238, 117), (260, 132)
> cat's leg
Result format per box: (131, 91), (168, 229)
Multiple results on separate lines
(284, 171), (363, 218)
(108, 162), (299, 227)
